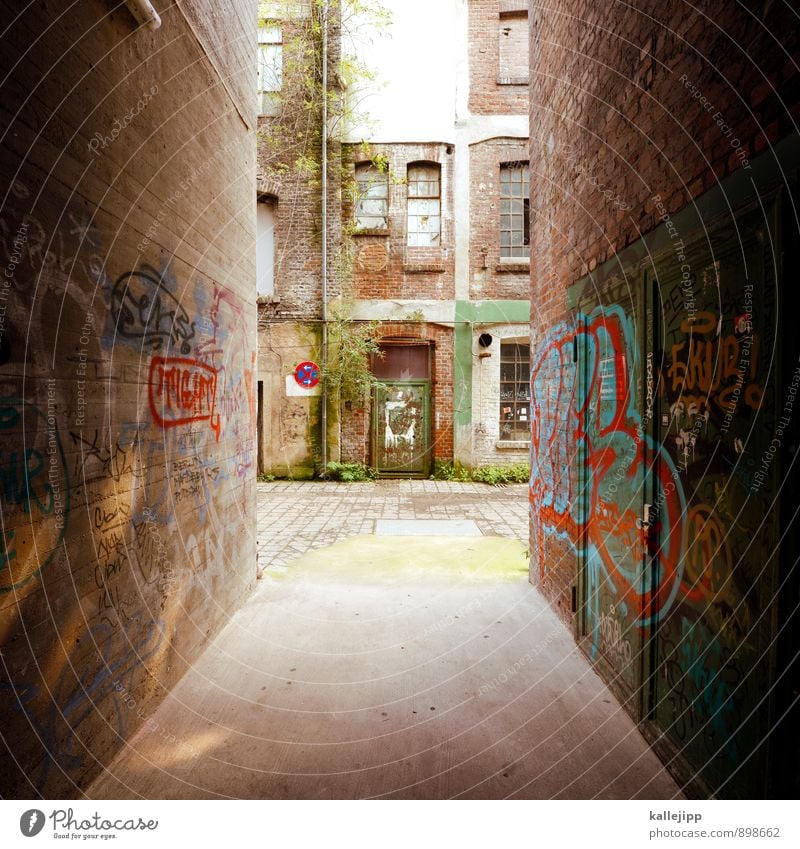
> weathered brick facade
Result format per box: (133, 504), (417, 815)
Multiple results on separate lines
(469, 137), (530, 300)
(347, 143), (456, 301)
(469, 0), (530, 115)
(258, 1), (532, 477)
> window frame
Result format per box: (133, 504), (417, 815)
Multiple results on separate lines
(406, 162), (441, 247)
(499, 161), (530, 261)
(354, 162), (389, 232)
(257, 24), (283, 96)
(499, 341), (531, 441)
(498, 9), (530, 86)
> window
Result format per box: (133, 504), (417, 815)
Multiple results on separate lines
(499, 342), (530, 440)
(256, 198), (275, 297)
(500, 162), (529, 259)
(258, 24), (282, 114)
(354, 163), (388, 230)
(498, 11), (529, 84)
(406, 163), (441, 246)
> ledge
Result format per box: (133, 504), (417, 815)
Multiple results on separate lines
(495, 440), (530, 450)
(352, 228), (390, 237)
(495, 261), (530, 273)
(497, 76), (529, 86)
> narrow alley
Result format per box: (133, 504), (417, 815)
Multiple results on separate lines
(88, 483), (678, 799)
(1, 0), (799, 833)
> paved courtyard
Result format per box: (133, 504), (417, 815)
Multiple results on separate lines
(90, 486), (680, 799)
(256, 480), (531, 574)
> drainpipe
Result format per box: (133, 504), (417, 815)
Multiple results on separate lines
(124, 0), (161, 30)
(320, 0), (329, 476)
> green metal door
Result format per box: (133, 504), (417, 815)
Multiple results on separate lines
(649, 200), (780, 797)
(372, 381), (431, 477)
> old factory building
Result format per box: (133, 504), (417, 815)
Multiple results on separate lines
(256, 0), (532, 477)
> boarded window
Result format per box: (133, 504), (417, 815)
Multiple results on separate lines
(498, 13), (529, 84)
(355, 163), (389, 230)
(500, 162), (530, 259)
(499, 342), (530, 439)
(371, 343), (430, 380)
(407, 163), (441, 246)
(256, 199), (275, 297)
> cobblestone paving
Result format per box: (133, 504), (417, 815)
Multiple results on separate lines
(256, 480), (530, 573)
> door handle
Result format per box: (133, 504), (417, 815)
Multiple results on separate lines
(635, 503), (654, 530)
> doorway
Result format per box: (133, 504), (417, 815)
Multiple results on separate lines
(371, 342), (432, 477)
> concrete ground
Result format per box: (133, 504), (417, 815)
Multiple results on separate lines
(88, 482), (680, 800)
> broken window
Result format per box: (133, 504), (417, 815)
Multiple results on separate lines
(500, 162), (529, 259)
(258, 24), (282, 115)
(498, 11), (529, 84)
(354, 163), (389, 230)
(406, 162), (441, 247)
(499, 342), (530, 440)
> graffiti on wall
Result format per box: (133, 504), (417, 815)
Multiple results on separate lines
(530, 303), (686, 678)
(1, 611), (165, 794)
(530, 208), (775, 795)
(0, 398), (69, 592)
(111, 266), (195, 354)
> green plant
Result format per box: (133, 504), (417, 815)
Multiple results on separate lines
(257, 472), (276, 482)
(430, 461), (470, 482)
(430, 462), (529, 484)
(324, 461), (377, 482)
(323, 300), (384, 403)
(471, 463), (530, 485)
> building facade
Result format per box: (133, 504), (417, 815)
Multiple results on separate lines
(256, 0), (532, 477)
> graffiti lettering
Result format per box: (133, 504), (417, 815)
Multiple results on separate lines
(148, 356), (220, 440)
(111, 266), (195, 355)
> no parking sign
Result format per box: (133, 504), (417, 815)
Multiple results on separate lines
(293, 361), (320, 388)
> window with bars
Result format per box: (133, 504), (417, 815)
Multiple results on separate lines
(499, 342), (530, 440)
(407, 163), (441, 246)
(354, 163), (389, 230)
(500, 162), (529, 259)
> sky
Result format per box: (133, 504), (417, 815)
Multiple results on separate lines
(343, 0), (458, 143)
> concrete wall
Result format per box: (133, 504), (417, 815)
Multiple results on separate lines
(0, 0), (257, 797)
(528, 0), (800, 798)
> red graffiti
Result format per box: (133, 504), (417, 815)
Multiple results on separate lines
(530, 308), (686, 625)
(148, 356), (220, 440)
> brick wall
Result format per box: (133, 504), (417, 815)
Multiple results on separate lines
(256, 10), (342, 321)
(528, 0), (800, 623)
(345, 143), (456, 301)
(469, 0), (529, 115)
(0, 0), (256, 797)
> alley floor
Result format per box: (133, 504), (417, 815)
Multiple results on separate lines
(87, 482), (680, 800)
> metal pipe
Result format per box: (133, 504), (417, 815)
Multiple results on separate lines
(320, 0), (329, 477)
(124, 0), (161, 30)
